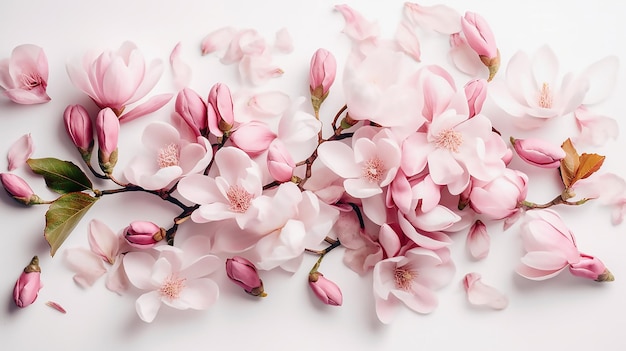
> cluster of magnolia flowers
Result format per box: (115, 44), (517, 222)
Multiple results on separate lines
(4, 3), (624, 324)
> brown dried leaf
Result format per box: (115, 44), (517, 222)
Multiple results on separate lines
(575, 153), (605, 182)
(560, 138), (580, 188)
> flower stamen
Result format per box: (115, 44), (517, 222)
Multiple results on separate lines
(434, 129), (463, 152)
(159, 275), (186, 300)
(362, 157), (385, 183)
(538, 82), (553, 109)
(394, 267), (418, 291)
(227, 184), (253, 213)
(157, 143), (180, 168)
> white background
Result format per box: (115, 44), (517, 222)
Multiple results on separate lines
(1, 1), (626, 350)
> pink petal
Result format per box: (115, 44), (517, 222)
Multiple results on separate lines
(123, 251), (157, 290)
(7, 133), (34, 171)
(334, 4), (380, 41)
(466, 220), (490, 260)
(392, 284), (438, 314)
(127, 59), (164, 106)
(574, 105), (618, 146)
(135, 290), (162, 323)
(238, 54), (284, 86)
(389, 170), (412, 214)
(403, 3), (462, 34)
(361, 193), (388, 225)
(170, 42), (192, 90)
(273, 28), (293, 54)
(63, 248), (107, 287)
(398, 213), (452, 250)
(531, 45), (559, 88)
(176, 278), (219, 310)
(317, 141), (360, 179)
(181, 255), (222, 280)
(449, 34), (483, 76)
(395, 20), (421, 62)
(105, 256), (129, 295)
(88, 219), (120, 264)
(118, 93), (173, 123)
(375, 294), (399, 324)
(407, 205), (460, 232)
(521, 251), (568, 271)
(463, 273), (508, 310)
(201, 27), (237, 55)
(4, 88), (50, 104)
(378, 224), (401, 257)
(516, 264), (564, 281)
(582, 55), (619, 105)
(246, 91), (291, 117)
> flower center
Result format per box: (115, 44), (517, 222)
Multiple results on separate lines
(538, 82), (553, 108)
(227, 184), (253, 213)
(159, 275), (186, 300)
(394, 267), (418, 291)
(157, 143), (180, 168)
(19, 72), (44, 90)
(434, 128), (463, 152)
(362, 157), (385, 183)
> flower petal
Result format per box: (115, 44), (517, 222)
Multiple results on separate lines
(7, 133), (34, 171)
(177, 278), (219, 310)
(63, 248), (107, 287)
(317, 141), (360, 179)
(88, 219), (120, 264)
(123, 251), (157, 290)
(582, 55), (619, 105)
(118, 93), (173, 123)
(135, 291), (162, 323)
(170, 42), (192, 90)
(403, 3), (461, 34)
(463, 272), (508, 310)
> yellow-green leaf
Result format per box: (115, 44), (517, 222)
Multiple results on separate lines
(27, 158), (93, 194)
(45, 192), (98, 256)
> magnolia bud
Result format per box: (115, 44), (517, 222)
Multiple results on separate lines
(175, 88), (208, 137)
(124, 221), (165, 249)
(63, 104), (94, 162)
(309, 272), (343, 306)
(267, 139), (296, 182)
(207, 83), (235, 137)
(13, 256), (42, 308)
(464, 79), (488, 118)
(229, 121), (277, 157)
(511, 137), (566, 168)
(96, 108), (119, 174)
(461, 12), (499, 81)
(309, 48), (337, 110)
(1, 173), (42, 205)
(225, 256), (267, 297)
(569, 253), (614, 282)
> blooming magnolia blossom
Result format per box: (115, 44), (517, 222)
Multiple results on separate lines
(123, 246), (221, 323)
(469, 168), (528, 220)
(373, 247), (455, 324)
(124, 122), (212, 190)
(0, 44), (50, 104)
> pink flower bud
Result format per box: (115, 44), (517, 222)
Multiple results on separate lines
(63, 104), (94, 154)
(13, 256), (42, 308)
(1, 173), (40, 205)
(309, 48), (337, 96)
(464, 79), (487, 118)
(309, 272), (343, 306)
(470, 168), (528, 220)
(461, 12), (497, 58)
(124, 221), (165, 248)
(569, 253), (614, 282)
(229, 121), (277, 157)
(225, 256), (266, 297)
(96, 108), (120, 174)
(267, 139), (295, 182)
(207, 83), (235, 137)
(175, 88), (208, 137)
(511, 137), (566, 168)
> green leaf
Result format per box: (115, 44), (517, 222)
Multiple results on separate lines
(27, 158), (93, 194)
(44, 192), (98, 256)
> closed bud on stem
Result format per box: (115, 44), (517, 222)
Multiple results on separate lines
(461, 12), (499, 81)
(511, 137), (566, 168)
(309, 271), (343, 306)
(13, 256), (42, 308)
(207, 83), (235, 137)
(124, 221), (165, 249)
(96, 108), (120, 175)
(63, 104), (94, 162)
(225, 256), (267, 297)
(309, 48), (337, 111)
(267, 139), (296, 182)
(569, 253), (614, 282)
(464, 79), (488, 118)
(0, 173), (43, 205)
(175, 88), (208, 137)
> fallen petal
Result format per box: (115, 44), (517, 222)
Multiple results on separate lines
(7, 133), (34, 171)
(463, 272), (508, 310)
(170, 42), (192, 90)
(46, 301), (67, 314)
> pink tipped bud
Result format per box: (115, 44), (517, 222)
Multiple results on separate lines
(464, 79), (488, 118)
(569, 253), (614, 282)
(1, 173), (41, 205)
(175, 88), (208, 137)
(511, 137), (566, 168)
(124, 221), (165, 249)
(267, 139), (296, 182)
(96, 108), (120, 174)
(13, 256), (42, 308)
(461, 12), (497, 58)
(225, 256), (267, 297)
(207, 83), (235, 137)
(308, 272), (343, 306)
(63, 104), (94, 159)
(229, 121), (277, 157)
(309, 48), (337, 109)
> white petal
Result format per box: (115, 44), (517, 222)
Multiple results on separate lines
(63, 248), (106, 287)
(170, 42), (192, 90)
(317, 141), (360, 178)
(123, 251), (157, 290)
(463, 273), (508, 310)
(582, 55), (619, 105)
(135, 291), (162, 323)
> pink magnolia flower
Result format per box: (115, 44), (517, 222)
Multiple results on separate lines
(177, 146), (262, 228)
(373, 247), (455, 324)
(463, 272), (508, 310)
(207, 83), (235, 138)
(309, 272), (343, 306)
(66, 41), (170, 121)
(124, 221), (165, 249)
(64, 219), (129, 294)
(0, 44), (50, 104)
(63, 104), (94, 157)
(1, 173), (39, 205)
(511, 137), (566, 168)
(7, 133), (34, 171)
(461, 12), (497, 59)
(225, 256), (266, 297)
(13, 256), (42, 308)
(124, 122), (212, 190)
(569, 253), (613, 282)
(469, 168), (528, 220)
(96, 108), (120, 174)
(309, 48), (337, 99)
(229, 121), (277, 157)
(266, 139), (295, 182)
(123, 246), (221, 323)
(173, 87), (208, 138)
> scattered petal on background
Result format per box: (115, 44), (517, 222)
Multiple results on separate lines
(582, 55), (619, 105)
(463, 273), (508, 310)
(63, 248), (107, 287)
(247, 91), (291, 117)
(7, 133), (34, 171)
(274, 28), (293, 53)
(335, 4), (380, 41)
(170, 42), (192, 90)
(403, 3), (462, 34)
(449, 34), (483, 76)
(574, 105), (618, 146)
(201, 27), (237, 55)
(395, 20), (421, 62)
(466, 220), (490, 260)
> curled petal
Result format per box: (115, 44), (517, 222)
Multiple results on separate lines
(88, 219), (120, 264)
(335, 4), (379, 41)
(201, 27), (237, 55)
(395, 20), (421, 62)
(466, 220), (490, 260)
(118, 93), (173, 123)
(170, 42), (192, 90)
(7, 133), (34, 171)
(463, 273), (508, 310)
(574, 105), (618, 146)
